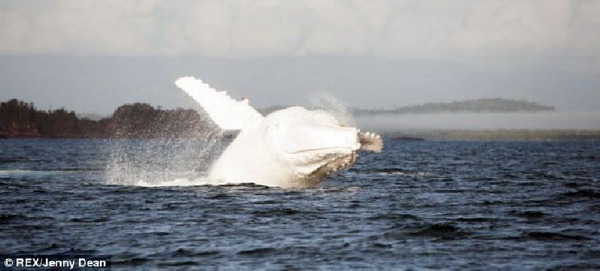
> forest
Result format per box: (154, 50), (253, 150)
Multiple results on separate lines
(0, 99), (215, 138)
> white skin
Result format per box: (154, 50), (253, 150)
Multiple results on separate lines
(176, 77), (381, 188)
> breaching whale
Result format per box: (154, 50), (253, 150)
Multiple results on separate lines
(175, 76), (382, 188)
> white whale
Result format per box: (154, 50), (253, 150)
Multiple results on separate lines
(175, 76), (382, 188)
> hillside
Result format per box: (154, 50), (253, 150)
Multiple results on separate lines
(354, 98), (555, 115)
(0, 99), (216, 139)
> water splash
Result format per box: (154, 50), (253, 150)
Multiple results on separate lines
(105, 128), (229, 186)
(308, 92), (356, 127)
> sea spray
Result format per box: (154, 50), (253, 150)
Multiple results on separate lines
(308, 92), (356, 127)
(105, 120), (230, 186)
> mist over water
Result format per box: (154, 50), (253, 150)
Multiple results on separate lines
(357, 111), (600, 131)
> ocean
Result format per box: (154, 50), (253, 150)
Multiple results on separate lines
(0, 139), (599, 269)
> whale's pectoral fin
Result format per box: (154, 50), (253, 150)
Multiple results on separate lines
(175, 76), (264, 130)
(359, 131), (383, 153)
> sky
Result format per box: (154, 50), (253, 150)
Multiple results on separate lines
(0, 0), (599, 115)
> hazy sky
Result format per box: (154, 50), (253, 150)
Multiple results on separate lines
(0, 0), (599, 114)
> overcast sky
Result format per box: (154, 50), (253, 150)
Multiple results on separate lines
(0, 0), (599, 114)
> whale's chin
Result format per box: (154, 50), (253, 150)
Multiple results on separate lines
(298, 150), (358, 184)
(265, 152), (358, 188)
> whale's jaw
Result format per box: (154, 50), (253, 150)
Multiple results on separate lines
(293, 149), (358, 184)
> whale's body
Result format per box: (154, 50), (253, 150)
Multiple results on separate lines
(175, 76), (382, 188)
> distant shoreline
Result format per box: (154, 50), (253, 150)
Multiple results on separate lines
(3, 98), (597, 140)
(383, 129), (600, 141)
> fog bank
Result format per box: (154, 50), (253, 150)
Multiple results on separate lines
(356, 111), (600, 131)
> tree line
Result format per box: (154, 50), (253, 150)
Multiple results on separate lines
(0, 99), (216, 139)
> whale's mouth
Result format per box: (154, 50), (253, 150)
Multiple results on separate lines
(289, 130), (381, 156)
(290, 147), (356, 155)
(303, 151), (358, 181)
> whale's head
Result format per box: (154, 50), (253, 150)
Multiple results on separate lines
(264, 106), (381, 184)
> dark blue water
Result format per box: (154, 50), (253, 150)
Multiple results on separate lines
(1, 139), (599, 269)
